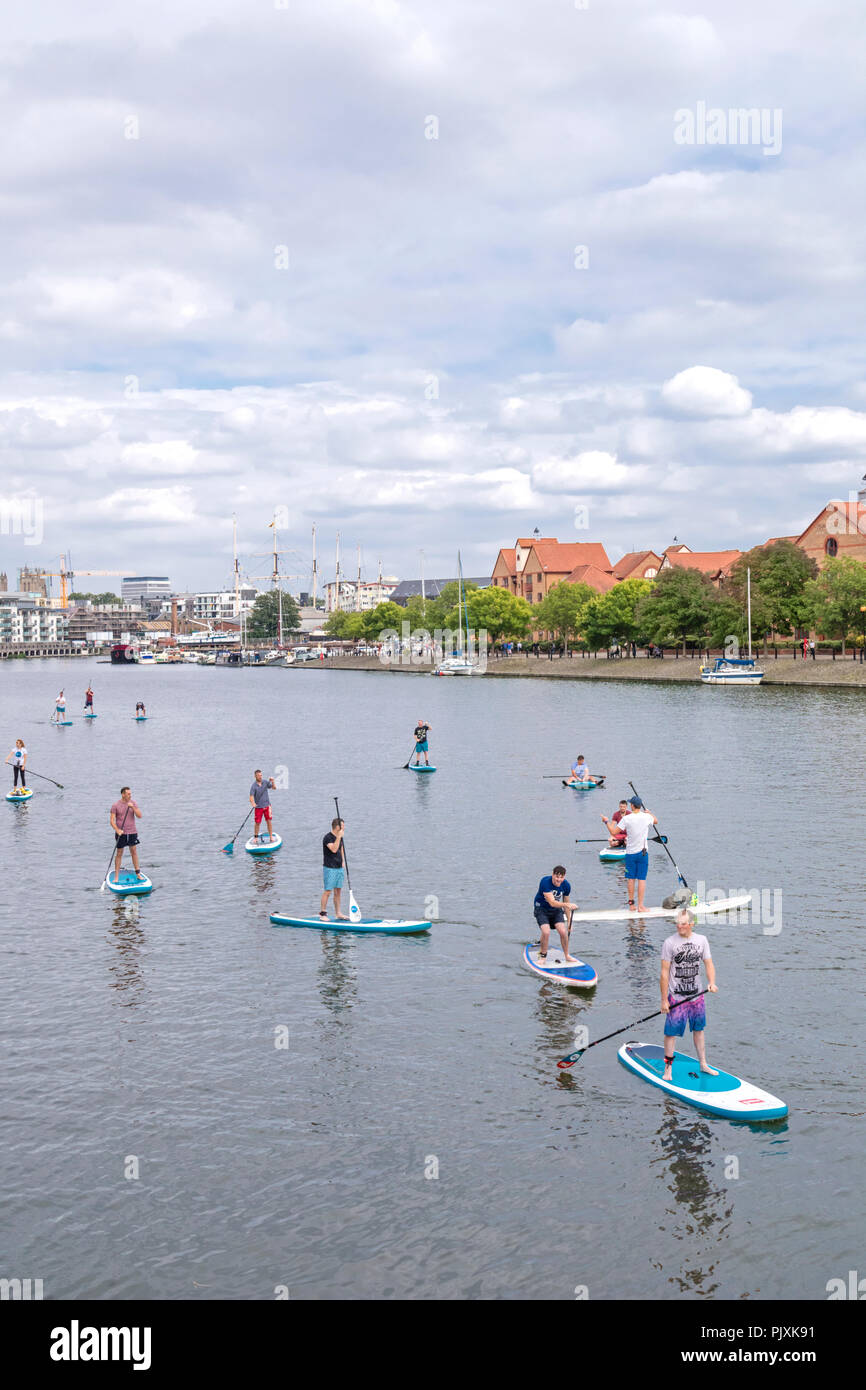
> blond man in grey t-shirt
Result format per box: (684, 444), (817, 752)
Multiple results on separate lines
(660, 908), (718, 1081)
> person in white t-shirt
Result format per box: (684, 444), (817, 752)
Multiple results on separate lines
(618, 796), (658, 912)
(660, 909), (718, 1079)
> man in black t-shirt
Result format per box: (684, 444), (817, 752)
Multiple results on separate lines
(320, 818), (349, 920)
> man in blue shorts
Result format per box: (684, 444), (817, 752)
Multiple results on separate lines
(320, 817), (349, 921)
(533, 864), (579, 963)
(413, 718), (431, 767)
(619, 795), (658, 913)
(660, 908), (718, 1078)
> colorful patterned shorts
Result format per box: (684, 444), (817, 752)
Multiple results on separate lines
(663, 992), (706, 1036)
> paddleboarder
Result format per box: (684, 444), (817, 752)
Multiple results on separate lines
(5, 739), (27, 789)
(619, 795), (658, 913)
(533, 865), (579, 963)
(249, 769), (277, 844)
(601, 799), (629, 848)
(109, 786), (145, 882)
(84, 685), (94, 713)
(566, 755), (603, 787)
(321, 817), (349, 921)
(413, 718), (432, 767)
(661, 908), (718, 1078)
(135, 700), (146, 718)
(53, 689), (66, 724)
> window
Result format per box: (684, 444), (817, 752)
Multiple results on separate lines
(825, 538), (838, 557)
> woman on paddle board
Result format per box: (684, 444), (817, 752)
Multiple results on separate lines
(84, 685), (94, 713)
(618, 796), (658, 913)
(533, 865), (579, 963)
(413, 718), (432, 767)
(249, 770), (277, 843)
(135, 701), (146, 718)
(53, 690), (66, 724)
(601, 799), (629, 847)
(321, 818), (349, 921)
(660, 909), (718, 1080)
(5, 739), (27, 788)
(109, 787), (146, 882)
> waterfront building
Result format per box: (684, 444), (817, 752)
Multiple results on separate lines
(193, 588), (258, 623)
(0, 593), (69, 644)
(390, 576), (489, 606)
(491, 538), (613, 605)
(121, 576), (171, 604)
(324, 577), (398, 613)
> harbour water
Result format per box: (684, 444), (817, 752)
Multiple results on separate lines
(1, 660), (862, 1300)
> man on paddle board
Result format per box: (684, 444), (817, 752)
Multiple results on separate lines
(661, 909), (718, 1078)
(413, 719), (432, 767)
(84, 685), (94, 713)
(249, 770), (277, 843)
(533, 866), (579, 963)
(5, 739), (27, 789)
(601, 799), (629, 847)
(566, 755), (603, 787)
(321, 818), (349, 921)
(619, 796), (658, 913)
(109, 787), (145, 882)
(53, 690), (66, 724)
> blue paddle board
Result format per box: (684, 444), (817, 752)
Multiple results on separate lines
(105, 870), (153, 896)
(6, 788), (34, 802)
(54, 720), (73, 726)
(599, 847), (626, 861)
(84, 713), (98, 719)
(523, 942), (597, 987)
(245, 833), (282, 855)
(618, 1042), (787, 1121)
(410, 764), (436, 773)
(564, 779), (603, 791)
(134, 716), (148, 721)
(270, 912), (429, 934)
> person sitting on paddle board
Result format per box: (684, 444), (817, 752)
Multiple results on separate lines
(601, 800), (629, 848)
(135, 701), (146, 718)
(566, 755), (603, 787)
(619, 796), (658, 913)
(660, 909), (718, 1079)
(54, 690), (66, 724)
(321, 818), (349, 921)
(533, 865), (579, 963)
(84, 685), (94, 712)
(413, 719), (431, 767)
(5, 739), (27, 789)
(249, 769), (277, 843)
(110, 786), (145, 882)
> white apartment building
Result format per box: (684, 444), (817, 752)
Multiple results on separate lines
(193, 587), (258, 623)
(324, 577), (398, 614)
(0, 594), (69, 644)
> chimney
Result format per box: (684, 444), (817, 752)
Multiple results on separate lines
(171, 599), (178, 636)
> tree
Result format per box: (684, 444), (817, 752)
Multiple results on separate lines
(636, 568), (717, 653)
(802, 557), (866, 654)
(69, 591), (122, 605)
(245, 589), (301, 641)
(325, 610), (366, 640)
(580, 579), (653, 650)
(535, 582), (596, 650)
(726, 541), (817, 648)
(362, 601), (408, 644)
(464, 587), (532, 643)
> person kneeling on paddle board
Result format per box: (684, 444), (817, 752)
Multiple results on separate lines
(601, 800), (629, 847)
(660, 909), (718, 1079)
(567, 755), (603, 787)
(249, 769), (277, 843)
(533, 866), (579, 963)
(5, 739), (27, 789)
(619, 796), (658, 913)
(321, 818), (349, 921)
(110, 787), (145, 882)
(413, 719), (431, 767)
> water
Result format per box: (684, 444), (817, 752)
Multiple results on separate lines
(1, 660), (862, 1300)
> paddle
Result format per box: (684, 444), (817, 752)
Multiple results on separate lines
(222, 807), (253, 855)
(574, 834), (668, 845)
(545, 772), (606, 780)
(556, 989), (710, 1069)
(21, 769), (65, 790)
(401, 745), (418, 770)
(99, 841), (120, 892)
(334, 796), (362, 923)
(629, 780), (688, 890)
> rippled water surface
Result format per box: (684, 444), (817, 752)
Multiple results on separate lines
(1, 659), (862, 1300)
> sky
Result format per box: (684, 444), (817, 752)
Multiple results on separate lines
(1, 0), (865, 596)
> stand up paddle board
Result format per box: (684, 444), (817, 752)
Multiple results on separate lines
(84, 713), (98, 719)
(523, 942), (597, 987)
(54, 720), (73, 726)
(409, 764), (436, 773)
(105, 870), (153, 896)
(6, 787), (34, 802)
(134, 716), (148, 721)
(569, 895), (752, 922)
(270, 912), (430, 934)
(599, 847), (626, 861)
(617, 1042), (787, 1121)
(563, 780), (603, 791)
(245, 834), (283, 855)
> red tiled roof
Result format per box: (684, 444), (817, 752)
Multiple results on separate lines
(612, 550), (661, 579)
(664, 550), (741, 575)
(796, 502), (866, 544)
(494, 548), (517, 574)
(528, 541), (612, 572)
(566, 564), (619, 594)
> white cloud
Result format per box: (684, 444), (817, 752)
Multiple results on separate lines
(661, 366), (753, 418)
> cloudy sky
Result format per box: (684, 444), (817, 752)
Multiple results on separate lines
(1, 0), (864, 595)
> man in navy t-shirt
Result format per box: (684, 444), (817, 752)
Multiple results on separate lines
(533, 865), (579, 963)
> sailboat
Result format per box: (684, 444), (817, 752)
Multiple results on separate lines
(700, 568), (765, 685)
(434, 552), (481, 675)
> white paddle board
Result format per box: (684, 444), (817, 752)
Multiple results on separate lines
(523, 943), (598, 987)
(245, 834), (283, 855)
(618, 1042), (787, 1121)
(569, 895), (752, 922)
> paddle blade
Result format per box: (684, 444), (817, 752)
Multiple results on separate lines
(348, 890), (362, 922)
(222, 842), (234, 855)
(556, 1051), (585, 1070)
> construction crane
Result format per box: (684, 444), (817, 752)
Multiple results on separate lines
(45, 556), (134, 607)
